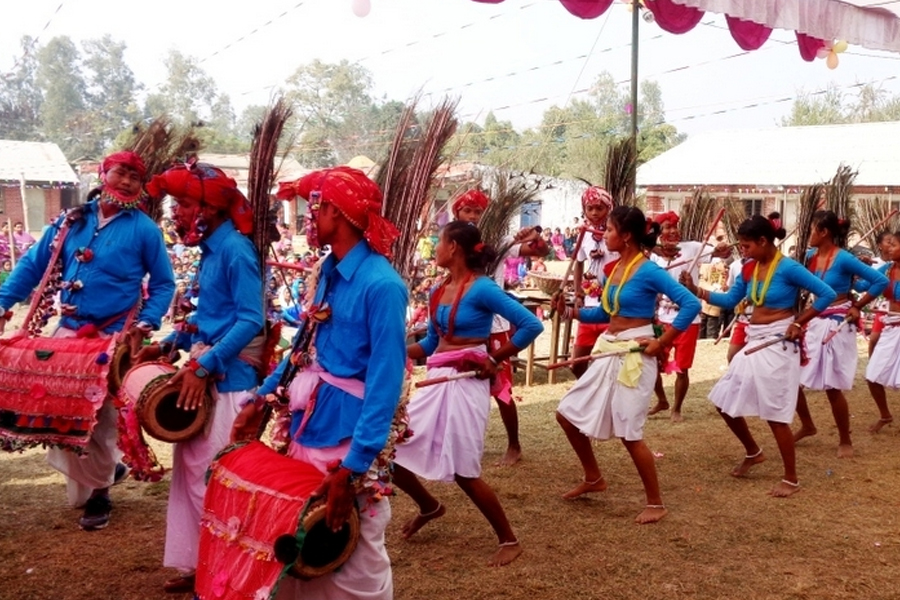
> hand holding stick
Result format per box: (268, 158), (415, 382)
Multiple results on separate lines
(821, 315), (852, 345)
(547, 346), (644, 370)
(744, 334), (788, 356)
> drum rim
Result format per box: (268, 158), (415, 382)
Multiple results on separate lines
(136, 374), (211, 443)
(107, 343), (132, 395)
(289, 502), (361, 580)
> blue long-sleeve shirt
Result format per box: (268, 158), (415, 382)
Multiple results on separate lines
(261, 241), (408, 474)
(579, 260), (701, 331)
(805, 248), (888, 297)
(417, 276), (543, 356)
(166, 220), (264, 392)
(0, 197), (175, 332)
(859, 262), (899, 299)
(709, 255), (837, 312)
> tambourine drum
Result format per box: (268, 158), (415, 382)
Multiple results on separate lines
(106, 343), (132, 395)
(119, 362), (210, 443)
(196, 441), (360, 600)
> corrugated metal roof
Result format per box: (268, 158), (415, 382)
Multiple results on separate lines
(0, 140), (79, 184)
(637, 121), (900, 188)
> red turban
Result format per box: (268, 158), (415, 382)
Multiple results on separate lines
(653, 211), (680, 227)
(100, 151), (147, 180)
(451, 189), (490, 217)
(146, 163), (253, 235)
(581, 186), (613, 210)
(285, 167), (399, 259)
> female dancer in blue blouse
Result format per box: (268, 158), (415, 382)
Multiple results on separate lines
(392, 221), (543, 566)
(688, 215), (837, 497)
(554, 206), (701, 524)
(792, 211), (888, 457)
(865, 231), (900, 432)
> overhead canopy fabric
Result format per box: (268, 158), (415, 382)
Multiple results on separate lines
(472, 0), (900, 56)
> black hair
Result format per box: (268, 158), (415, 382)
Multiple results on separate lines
(442, 220), (497, 272)
(608, 205), (660, 249)
(812, 210), (851, 248)
(737, 214), (787, 243)
(876, 230), (891, 245)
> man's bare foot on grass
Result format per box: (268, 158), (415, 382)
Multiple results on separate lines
(793, 425), (817, 443)
(635, 505), (667, 524)
(769, 479), (801, 498)
(647, 401), (669, 416)
(496, 446), (522, 467)
(731, 449), (765, 477)
(562, 476), (607, 499)
(869, 417), (893, 433)
(837, 443), (854, 459)
(670, 411), (684, 423)
(489, 541), (522, 566)
(401, 503), (445, 539)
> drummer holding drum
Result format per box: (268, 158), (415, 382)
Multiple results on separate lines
(141, 164), (265, 595)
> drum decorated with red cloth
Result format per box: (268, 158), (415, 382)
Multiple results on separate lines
(196, 441), (360, 600)
(0, 333), (115, 453)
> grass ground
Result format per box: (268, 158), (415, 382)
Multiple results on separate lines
(2, 337), (900, 600)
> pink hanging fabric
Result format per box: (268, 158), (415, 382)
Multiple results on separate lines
(558, 0), (615, 20)
(471, 0), (505, 3)
(795, 31), (828, 62)
(644, 0), (704, 34)
(726, 15), (772, 51)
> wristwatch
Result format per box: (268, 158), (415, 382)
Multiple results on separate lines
(188, 358), (209, 378)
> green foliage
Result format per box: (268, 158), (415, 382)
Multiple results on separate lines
(0, 36), (43, 141)
(782, 83), (900, 127)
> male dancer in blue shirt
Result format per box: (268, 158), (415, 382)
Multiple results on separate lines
(0, 151), (175, 531)
(233, 166), (407, 600)
(143, 163), (265, 594)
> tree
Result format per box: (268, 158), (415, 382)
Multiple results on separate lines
(144, 50), (217, 126)
(35, 36), (93, 158)
(781, 84), (846, 126)
(81, 35), (142, 151)
(0, 36), (43, 141)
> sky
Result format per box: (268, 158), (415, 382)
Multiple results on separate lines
(3, 0), (900, 140)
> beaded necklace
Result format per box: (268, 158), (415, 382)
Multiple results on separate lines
(600, 252), (644, 316)
(100, 188), (142, 211)
(750, 250), (783, 307)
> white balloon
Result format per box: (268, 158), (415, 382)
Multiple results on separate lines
(351, 0), (371, 18)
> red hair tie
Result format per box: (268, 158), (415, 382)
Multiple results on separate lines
(474, 242), (485, 252)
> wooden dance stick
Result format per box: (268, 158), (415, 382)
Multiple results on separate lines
(743, 334), (788, 356)
(714, 313), (739, 345)
(683, 207), (726, 277)
(664, 242), (738, 271)
(549, 225), (589, 319)
(855, 209), (899, 250)
(547, 346), (644, 370)
(821, 315), (853, 345)
(266, 259), (312, 273)
(414, 370), (478, 388)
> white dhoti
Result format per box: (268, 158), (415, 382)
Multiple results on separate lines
(393, 347), (491, 482)
(709, 318), (800, 424)
(800, 303), (857, 391)
(556, 325), (657, 441)
(45, 326), (121, 508)
(275, 440), (393, 600)
(164, 387), (252, 572)
(866, 316), (900, 389)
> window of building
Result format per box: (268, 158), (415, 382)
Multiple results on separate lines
(743, 198), (764, 217)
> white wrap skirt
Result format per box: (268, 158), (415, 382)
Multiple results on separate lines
(866, 315), (900, 389)
(800, 302), (857, 391)
(709, 318), (800, 423)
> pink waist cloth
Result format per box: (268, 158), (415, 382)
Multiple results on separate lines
(425, 346), (487, 372)
(287, 359), (365, 412)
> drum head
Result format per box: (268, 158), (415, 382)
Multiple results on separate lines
(137, 375), (211, 443)
(107, 343), (132, 395)
(289, 502), (360, 580)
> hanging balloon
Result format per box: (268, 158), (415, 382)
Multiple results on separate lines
(832, 40), (848, 54)
(816, 47), (830, 60)
(351, 0), (371, 18)
(826, 52), (839, 69)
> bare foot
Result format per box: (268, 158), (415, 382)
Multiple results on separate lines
(837, 443), (854, 459)
(731, 450), (765, 477)
(496, 446), (522, 467)
(869, 417), (893, 433)
(489, 541), (522, 566)
(635, 505), (668, 524)
(793, 425), (818, 443)
(670, 411), (684, 423)
(562, 476), (608, 499)
(647, 401), (669, 416)
(769, 479), (801, 498)
(401, 503), (445, 539)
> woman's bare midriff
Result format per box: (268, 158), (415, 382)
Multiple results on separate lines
(607, 316), (653, 335)
(435, 337), (488, 354)
(829, 293), (849, 306)
(749, 307), (794, 325)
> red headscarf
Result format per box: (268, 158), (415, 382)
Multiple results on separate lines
(100, 151), (147, 180)
(653, 211), (680, 227)
(146, 163), (253, 235)
(581, 186), (613, 210)
(451, 189), (490, 217)
(280, 167), (399, 259)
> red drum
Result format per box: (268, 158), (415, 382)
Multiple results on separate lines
(119, 362), (210, 443)
(196, 441), (360, 600)
(0, 334), (115, 453)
